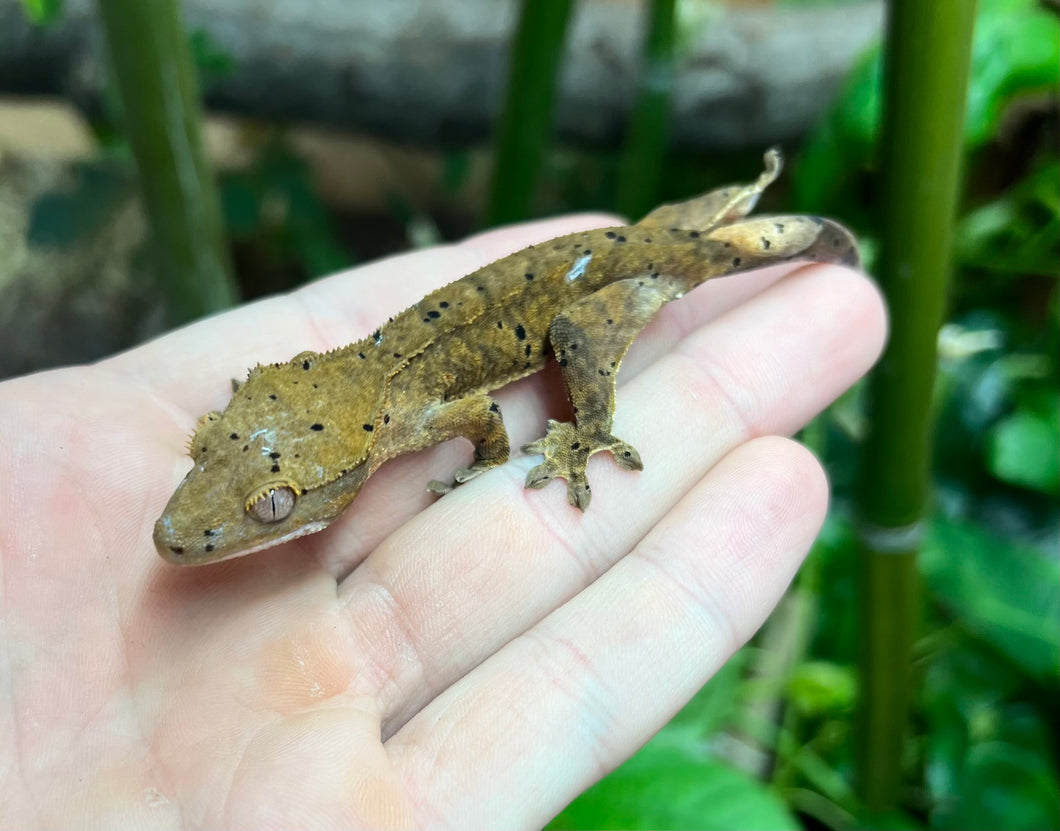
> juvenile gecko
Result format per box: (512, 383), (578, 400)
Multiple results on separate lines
(155, 150), (858, 565)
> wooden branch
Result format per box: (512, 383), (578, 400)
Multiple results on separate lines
(1, 0), (882, 149)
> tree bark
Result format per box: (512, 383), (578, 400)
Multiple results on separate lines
(1, 0), (882, 150)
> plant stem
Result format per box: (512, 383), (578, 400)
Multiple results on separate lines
(855, 0), (976, 812)
(96, 0), (238, 323)
(616, 0), (676, 220)
(485, 0), (574, 226)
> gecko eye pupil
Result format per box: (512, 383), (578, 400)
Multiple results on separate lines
(247, 486), (296, 523)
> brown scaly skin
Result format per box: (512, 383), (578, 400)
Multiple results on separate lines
(154, 149), (859, 565)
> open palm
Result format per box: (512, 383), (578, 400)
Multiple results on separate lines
(0, 214), (884, 828)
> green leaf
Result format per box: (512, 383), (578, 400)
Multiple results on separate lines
(932, 741), (1060, 830)
(787, 661), (856, 718)
(920, 516), (1060, 681)
(987, 405), (1060, 495)
(19, 0), (64, 25)
(548, 728), (801, 830)
(963, 1), (1060, 148)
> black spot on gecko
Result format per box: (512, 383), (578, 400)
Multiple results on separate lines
(476, 285), (485, 292)
(525, 272), (534, 281)
(310, 423), (324, 431)
(269, 394), (277, 400)
(427, 310), (441, 319)
(496, 321), (504, 329)
(229, 433), (239, 440)
(515, 325), (526, 340)
(606, 319), (613, 325)
(440, 301), (450, 308)
(373, 329), (382, 344)
(732, 257), (742, 267)
(762, 237), (772, 249)
(205, 544), (215, 553)
(605, 231), (616, 239)
(617, 235), (626, 242)
(570, 442), (581, 450)
(204, 529), (215, 536)
(651, 272), (659, 279)
(302, 359), (311, 370)
(774, 222), (786, 233)
(583, 248), (592, 255)
(269, 452), (280, 459)
(242, 445), (249, 452)
(383, 414), (390, 424)
(362, 424), (374, 432)
(393, 353), (402, 359)
(689, 230), (700, 238)
(525, 344), (532, 357)
(169, 546), (184, 555)
(559, 358), (568, 367)
(358, 353), (366, 360)
(489, 401), (500, 413)
(271, 464), (280, 473)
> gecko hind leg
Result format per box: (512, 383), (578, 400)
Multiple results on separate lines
(523, 277), (681, 509)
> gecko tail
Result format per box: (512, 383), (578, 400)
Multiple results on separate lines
(705, 214), (861, 271)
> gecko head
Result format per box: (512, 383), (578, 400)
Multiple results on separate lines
(154, 361), (379, 565)
(153, 459), (369, 566)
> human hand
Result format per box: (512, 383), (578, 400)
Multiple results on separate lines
(0, 214), (885, 827)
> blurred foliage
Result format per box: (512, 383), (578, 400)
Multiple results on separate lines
(220, 136), (354, 296)
(17, 0), (63, 25)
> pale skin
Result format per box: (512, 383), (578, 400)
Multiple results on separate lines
(0, 214), (885, 827)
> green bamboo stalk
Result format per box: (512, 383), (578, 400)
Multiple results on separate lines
(855, 0), (976, 812)
(485, 0), (575, 226)
(96, 0), (238, 323)
(617, 0), (676, 220)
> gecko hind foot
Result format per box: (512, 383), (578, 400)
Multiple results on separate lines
(522, 420), (643, 510)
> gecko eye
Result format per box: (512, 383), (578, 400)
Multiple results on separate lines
(246, 486), (297, 523)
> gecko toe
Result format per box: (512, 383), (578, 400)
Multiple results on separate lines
(608, 439), (643, 471)
(566, 476), (591, 510)
(525, 463), (555, 490)
(426, 479), (454, 495)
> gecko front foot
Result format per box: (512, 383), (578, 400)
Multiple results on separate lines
(426, 459), (503, 495)
(522, 419), (643, 510)
(423, 460), (498, 493)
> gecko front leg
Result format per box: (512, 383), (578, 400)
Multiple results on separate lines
(523, 277), (682, 509)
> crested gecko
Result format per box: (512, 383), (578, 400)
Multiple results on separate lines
(155, 150), (858, 565)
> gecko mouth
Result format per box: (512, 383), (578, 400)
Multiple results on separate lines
(153, 519), (329, 566)
(196, 521), (331, 564)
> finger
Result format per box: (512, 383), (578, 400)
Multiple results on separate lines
(389, 436), (829, 829)
(336, 265), (884, 728)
